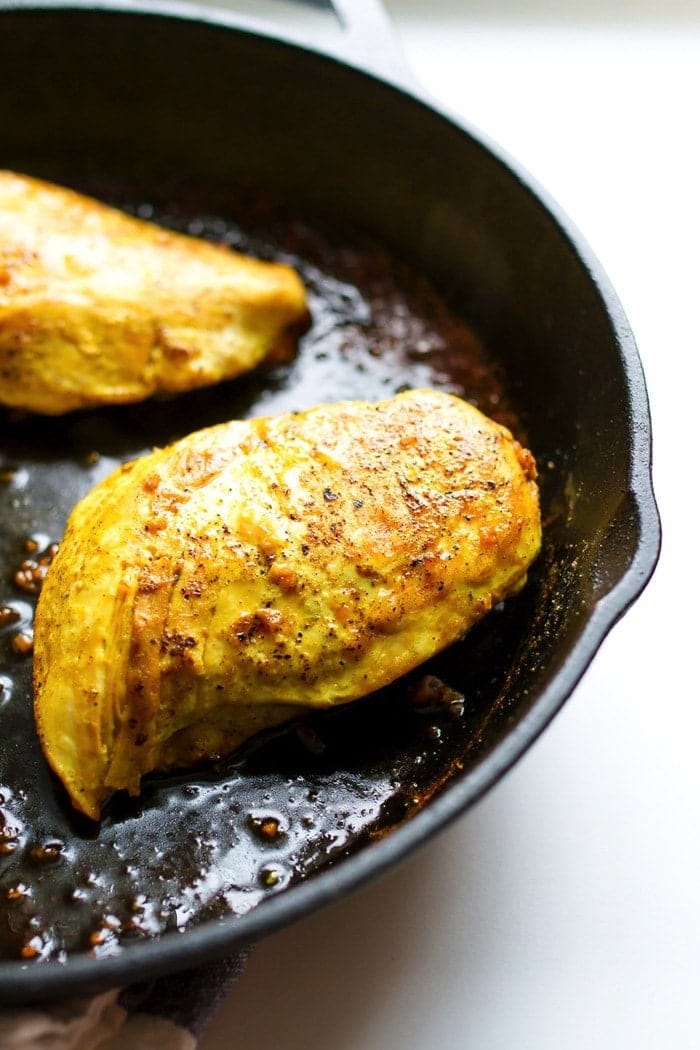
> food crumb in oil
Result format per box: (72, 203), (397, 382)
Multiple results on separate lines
(249, 814), (283, 842)
(13, 542), (59, 595)
(11, 631), (33, 656)
(29, 840), (64, 862)
(6, 883), (30, 901)
(0, 606), (20, 628)
(409, 674), (465, 719)
(21, 938), (43, 959)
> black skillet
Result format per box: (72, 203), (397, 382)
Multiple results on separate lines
(0, 0), (660, 1003)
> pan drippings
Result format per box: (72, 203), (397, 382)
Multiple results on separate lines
(0, 185), (531, 962)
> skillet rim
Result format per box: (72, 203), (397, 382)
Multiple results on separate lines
(0, 0), (661, 1002)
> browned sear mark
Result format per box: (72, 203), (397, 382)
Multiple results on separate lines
(160, 630), (197, 657)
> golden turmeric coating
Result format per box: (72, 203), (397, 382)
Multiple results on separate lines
(33, 389), (541, 819)
(0, 171), (308, 414)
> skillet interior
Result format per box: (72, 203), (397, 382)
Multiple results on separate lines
(0, 5), (658, 1001)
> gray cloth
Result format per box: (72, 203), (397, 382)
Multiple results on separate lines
(0, 950), (250, 1049)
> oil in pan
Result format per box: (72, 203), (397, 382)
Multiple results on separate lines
(0, 183), (533, 962)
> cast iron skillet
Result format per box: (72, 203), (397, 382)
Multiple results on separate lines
(0, 0), (660, 1003)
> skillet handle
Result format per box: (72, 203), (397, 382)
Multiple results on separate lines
(289, 0), (415, 87)
(331, 0), (414, 86)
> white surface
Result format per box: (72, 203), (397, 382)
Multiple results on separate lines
(201, 3), (700, 1048)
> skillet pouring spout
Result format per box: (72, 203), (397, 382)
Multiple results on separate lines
(0, 0), (659, 1003)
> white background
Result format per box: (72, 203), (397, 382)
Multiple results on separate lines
(200, 2), (700, 1047)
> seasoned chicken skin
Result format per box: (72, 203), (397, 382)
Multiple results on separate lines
(0, 171), (308, 414)
(33, 389), (541, 819)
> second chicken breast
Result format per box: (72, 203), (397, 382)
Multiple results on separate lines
(0, 171), (309, 414)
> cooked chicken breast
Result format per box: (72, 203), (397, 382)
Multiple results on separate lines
(33, 389), (541, 819)
(0, 171), (308, 414)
